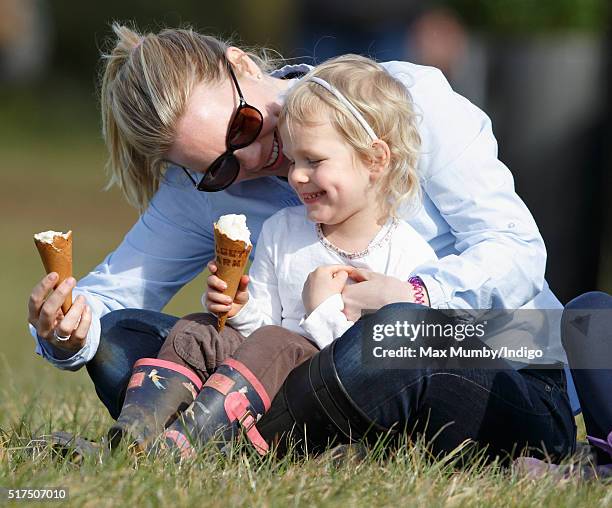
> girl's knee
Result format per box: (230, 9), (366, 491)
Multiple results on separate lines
(241, 328), (318, 365)
(167, 313), (217, 339)
(162, 313), (244, 376)
(248, 326), (309, 350)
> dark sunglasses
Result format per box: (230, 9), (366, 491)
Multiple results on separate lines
(180, 64), (264, 192)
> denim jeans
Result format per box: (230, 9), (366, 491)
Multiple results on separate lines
(562, 291), (612, 463)
(86, 309), (179, 419)
(334, 303), (575, 460)
(87, 305), (576, 460)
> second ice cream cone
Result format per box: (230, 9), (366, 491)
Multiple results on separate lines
(34, 230), (73, 314)
(213, 225), (251, 331)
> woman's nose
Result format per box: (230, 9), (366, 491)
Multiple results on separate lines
(233, 143), (263, 172)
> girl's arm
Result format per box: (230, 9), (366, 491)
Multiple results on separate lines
(300, 293), (354, 349)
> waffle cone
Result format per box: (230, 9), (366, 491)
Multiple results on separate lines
(34, 231), (73, 314)
(213, 224), (252, 331)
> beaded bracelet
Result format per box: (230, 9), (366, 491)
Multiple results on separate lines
(408, 276), (429, 306)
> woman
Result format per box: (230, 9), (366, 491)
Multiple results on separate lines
(27, 24), (575, 461)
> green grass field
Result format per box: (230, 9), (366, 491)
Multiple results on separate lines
(1, 87), (611, 506)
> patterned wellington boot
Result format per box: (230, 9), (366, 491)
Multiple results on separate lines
(108, 358), (202, 452)
(161, 358), (271, 459)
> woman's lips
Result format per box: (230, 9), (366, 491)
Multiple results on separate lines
(262, 131), (283, 169)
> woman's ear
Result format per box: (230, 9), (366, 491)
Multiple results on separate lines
(225, 47), (261, 79)
(368, 139), (391, 181)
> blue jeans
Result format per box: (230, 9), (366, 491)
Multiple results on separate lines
(562, 291), (612, 463)
(333, 303), (575, 460)
(87, 305), (576, 459)
(86, 309), (179, 419)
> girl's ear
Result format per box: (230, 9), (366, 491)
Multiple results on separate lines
(225, 47), (261, 79)
(368, 139), (391, 182)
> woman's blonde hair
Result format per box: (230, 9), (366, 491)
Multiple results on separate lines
(100, 23), (278, 213)
(278, 54), (422, 219)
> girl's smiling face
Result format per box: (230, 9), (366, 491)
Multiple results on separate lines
(281, 113), (379, 226)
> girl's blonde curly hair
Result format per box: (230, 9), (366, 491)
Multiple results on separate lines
(279, 54), (422, 219)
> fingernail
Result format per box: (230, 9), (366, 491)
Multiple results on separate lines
(221, 283), (227, 290)
(49, 273), (58, 281)
(67, 277), (76, 286)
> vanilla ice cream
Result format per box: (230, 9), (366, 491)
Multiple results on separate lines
(34, 230), (71, 244)
(34, 231), (72, 250)
(215, 214), (251, 246)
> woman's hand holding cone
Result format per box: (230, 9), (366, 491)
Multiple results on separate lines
(27, 273), (91, 352)
(204, 260), (249, 318)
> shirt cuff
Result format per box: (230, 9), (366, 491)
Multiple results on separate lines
(415, 274), (451, 309)
(29, 323), (89, 371)
(226, 296), (259, 336)
(300, 294), (354, 349)
(227, 294), (251, 322)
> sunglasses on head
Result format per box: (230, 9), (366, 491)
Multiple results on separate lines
(180, 63), (264, 192)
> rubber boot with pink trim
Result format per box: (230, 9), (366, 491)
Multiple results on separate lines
(161, 358), (271, 459)
(108, 358), (203, 452)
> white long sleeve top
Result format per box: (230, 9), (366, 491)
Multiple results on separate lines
(223, 206), (438, 349)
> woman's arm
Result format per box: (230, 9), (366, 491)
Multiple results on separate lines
(385, 62), (547, 310)
(416, 135), (546, 310)
(29, 168), (215, 370)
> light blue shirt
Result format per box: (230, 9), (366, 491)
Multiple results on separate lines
(30, 61), (565, 371)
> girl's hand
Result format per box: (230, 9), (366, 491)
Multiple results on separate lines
(340, 269), (429, 321)
(204, 260), (250, 317)
(27, 273), (91, 353)
(302, 265), (353, 316)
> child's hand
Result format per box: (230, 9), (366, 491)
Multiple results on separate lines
(204, 260), (250, 318)
(302, 265), (353, 316)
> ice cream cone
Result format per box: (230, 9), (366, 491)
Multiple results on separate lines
(213, 224), (252, 331)
(34, 230), (73, 314)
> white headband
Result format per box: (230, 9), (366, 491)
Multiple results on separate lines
(307, 77), (378, 141)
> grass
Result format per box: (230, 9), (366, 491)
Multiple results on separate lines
(2, 385), (612, 507)
(1, 86), (611, 506)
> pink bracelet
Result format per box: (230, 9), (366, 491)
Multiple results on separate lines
(408, 276), (429, 306)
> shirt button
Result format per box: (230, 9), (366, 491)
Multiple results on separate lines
(545, 384), (552, 392)
(508, 222), (516, 229)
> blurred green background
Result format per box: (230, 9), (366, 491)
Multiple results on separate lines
(1, 0), (610, 416)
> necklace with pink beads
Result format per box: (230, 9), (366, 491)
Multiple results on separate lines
(315, 218), (399, 260)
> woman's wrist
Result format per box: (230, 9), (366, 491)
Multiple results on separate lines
(408, 276), (430, 306)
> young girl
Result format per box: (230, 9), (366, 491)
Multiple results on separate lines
(108, 55), (436, 457)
